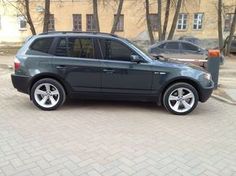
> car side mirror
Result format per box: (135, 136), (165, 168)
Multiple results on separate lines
(130, 55), (143, 63)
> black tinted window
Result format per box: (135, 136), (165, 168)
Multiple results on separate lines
(100, 39), (133, 61)
(166, 42), (179, 50)
(68, 38), (94, 59)
(182, 43), (199, 51)
(158, 43), (166, 49)
(31, 38), (53, 53)
(55, 38), (67, 56)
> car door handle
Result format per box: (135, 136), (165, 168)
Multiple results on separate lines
(56, 65), (66, 69)
(103, 69), (114, 73)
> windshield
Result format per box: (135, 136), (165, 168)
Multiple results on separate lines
(125, 39), (156, 60)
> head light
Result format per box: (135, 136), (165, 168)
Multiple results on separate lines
(203, 73), (211, 80)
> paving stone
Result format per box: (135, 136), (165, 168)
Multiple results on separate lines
(0, 71), (236, 176)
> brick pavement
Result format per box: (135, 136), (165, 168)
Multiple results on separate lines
(0, 69), (236, 176)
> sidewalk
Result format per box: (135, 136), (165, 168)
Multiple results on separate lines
(213, 55), (236, 105)
(1, 51), (236, 104)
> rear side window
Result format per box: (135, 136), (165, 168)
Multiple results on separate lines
(30, 38), (53, 53)
(166, 42), (179, 50)
(68, 37), (95, 59)
(99, 39), (133, 61)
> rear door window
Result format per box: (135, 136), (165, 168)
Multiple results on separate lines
(68, 37), (95, 59)
(30, 37), (54, 54)
(55, 38), (67, 56)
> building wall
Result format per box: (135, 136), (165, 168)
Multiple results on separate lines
(0, 0), (236, 45)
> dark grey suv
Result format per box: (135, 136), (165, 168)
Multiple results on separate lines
(11, 32), (214, 115)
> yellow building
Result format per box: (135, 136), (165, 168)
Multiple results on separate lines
(0, 0), (236, 45)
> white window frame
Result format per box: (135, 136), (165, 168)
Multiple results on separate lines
(177, 13), (188, 30)
(193, 13), (204, 30)
(18, 15), (27, 30)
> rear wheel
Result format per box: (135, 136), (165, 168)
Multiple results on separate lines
(31, 78), (66, 110)
(163, 83), (199, 115)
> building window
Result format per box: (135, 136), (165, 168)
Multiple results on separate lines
(86, 14), (96, 32)
(18, 16), (27, 30)
(73, 14), (82, 31)
(149, 14), (158, 31)
(177, 13), (187, 30)
(114, 14), (124, 32)
(224, 13), (233, 31)
(48, 14), (55, 31)
(193, 13), (203, 30)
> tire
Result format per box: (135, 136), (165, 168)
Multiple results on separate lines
(31, 78), (66, 110)
(163, 82), (199, 115)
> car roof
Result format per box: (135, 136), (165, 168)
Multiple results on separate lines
(155, 40), (194, 45)
(36, 31), (120, 39)
(149, 40), (202, 49)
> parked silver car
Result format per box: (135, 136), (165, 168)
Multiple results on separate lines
(148, 40), (209, 68)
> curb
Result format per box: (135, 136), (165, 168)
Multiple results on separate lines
(212, 93), (236, 105)
(0, 64), (13, 70)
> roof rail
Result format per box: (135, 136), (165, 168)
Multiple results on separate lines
(39, 31), (118, 37)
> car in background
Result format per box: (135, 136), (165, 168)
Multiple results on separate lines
(148, 40), (208, 68)
(179, 36), (201, 46)
(148, 40), (224, 68)
(227, 36), (236, 53)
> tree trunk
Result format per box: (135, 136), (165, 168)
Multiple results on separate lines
(43, 0), (50, 32)
(162, 0), (170, 40)
(25, 0), (36, 35)
(93, 0), (100, 32)
(111, 0), (124, 34)
(157, 0), (162, 41)
(145, 0), (155, 44)
(167, 0), (182, 40)
(226, 7), (236, 56)
(218, 0), (224, 49)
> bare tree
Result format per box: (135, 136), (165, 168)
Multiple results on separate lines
(93, 0), (100, 32)
(157, 0), (162, 41)
(145, 0), (155, 44)
(167, 0), (182, 40)
(226, 7), (236, 56)
(43, 0), (50, 32)
(218, 0), (224, 49)
(162, 0), (171, 40)
(5, 0), (36, 35)
(111, 0), (124, 34)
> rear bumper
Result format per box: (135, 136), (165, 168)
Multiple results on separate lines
(11, 74), (30, 94)
(199, 80), (214, 102)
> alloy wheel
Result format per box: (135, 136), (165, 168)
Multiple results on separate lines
(168, 87), (195, 113)
(34, 83), (60, 108)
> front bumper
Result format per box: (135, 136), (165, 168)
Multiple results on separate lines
(199, 80), (214, 102)
(11, 74), (30, 94)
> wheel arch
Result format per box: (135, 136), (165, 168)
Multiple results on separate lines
(28, 73), (70, 99)
(158, 77), (201, 105)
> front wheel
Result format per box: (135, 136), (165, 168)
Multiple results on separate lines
(163, 83), (199, 115)
(31, 78), (66, 110)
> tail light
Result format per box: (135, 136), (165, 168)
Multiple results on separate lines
(14, 57), (21, 71)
